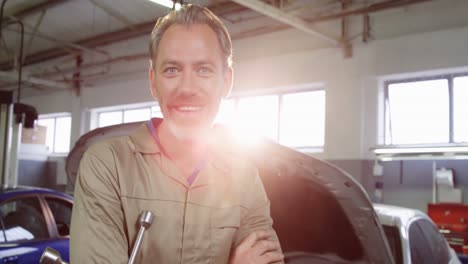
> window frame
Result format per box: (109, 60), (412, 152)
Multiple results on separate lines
(224, 87), (326, 151)
(42, 194), (74, 238)
(90, 85), (325, 151)
(37, 113), (72, 154)
(91, 102), (162, 130)
(383, 72), (468, 146)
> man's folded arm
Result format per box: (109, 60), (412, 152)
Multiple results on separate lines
(70, 145), (128, 264)
(234, 167), (281, 248)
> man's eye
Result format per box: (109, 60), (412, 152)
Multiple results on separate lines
(164, 67), (178, 74)
(198, 67), (211, 73)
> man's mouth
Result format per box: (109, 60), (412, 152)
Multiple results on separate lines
(174, 105), (203, 112)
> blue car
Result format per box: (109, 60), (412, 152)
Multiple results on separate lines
(0, 186), (73, 264)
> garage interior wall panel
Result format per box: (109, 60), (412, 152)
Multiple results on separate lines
(382, 160), (468, 212)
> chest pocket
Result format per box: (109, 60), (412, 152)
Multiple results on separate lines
(210, 206), (241, 263)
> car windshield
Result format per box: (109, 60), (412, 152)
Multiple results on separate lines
(382, 225), (403, 264)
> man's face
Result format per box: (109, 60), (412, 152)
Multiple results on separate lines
(150, 24), (232, 141)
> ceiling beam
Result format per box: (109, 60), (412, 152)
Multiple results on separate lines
(231, 24), (289, 39)
(88, 0), (136, 30)
(0, 70), (72, 90)
(306, 0), (432, 23)
(2, 0), (67, 21)
(1, 0), (431, 70)
(230, 0), (340, 46)
(0, 0), (431, 71)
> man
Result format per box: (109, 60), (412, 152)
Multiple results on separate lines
(70, 4), (283, 264)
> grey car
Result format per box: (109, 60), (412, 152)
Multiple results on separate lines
(374, 203), (460, 264)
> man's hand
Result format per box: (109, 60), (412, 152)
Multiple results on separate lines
(229, 230), (284, 264)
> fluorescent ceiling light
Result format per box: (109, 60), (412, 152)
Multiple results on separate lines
(378, 155), (468, 161)
(373, 146), (468, 155)
(147, 0), (181, 10)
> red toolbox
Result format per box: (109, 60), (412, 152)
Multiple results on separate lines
(428, 203), (468, 254)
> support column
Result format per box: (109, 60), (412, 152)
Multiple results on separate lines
(0, 91), (14, 188)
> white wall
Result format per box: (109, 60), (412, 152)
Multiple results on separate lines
(22, 25), (468, 160)
(233, 25), (468, 160)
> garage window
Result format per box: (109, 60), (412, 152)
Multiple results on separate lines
(96, 104), (162, 128)
(384, 74), (468, 145)
(454, 76), (468, 143)
(216, 90), (325, 150)
(37, 113), (72, 153)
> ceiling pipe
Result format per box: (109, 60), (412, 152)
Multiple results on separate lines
(230, 0), (340, 46)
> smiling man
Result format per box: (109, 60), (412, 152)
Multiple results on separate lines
(70, 4), (283, 264)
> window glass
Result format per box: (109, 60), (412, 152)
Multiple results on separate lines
(386, 79), (449, 144)
(382, 225), (403, 264)
(280, 91), (325, 147)
(409, 219), (449, 264)
(418, 219), (449, 263)
(37, 118), (55, 152)
(54, 116), (71, 153)
(98, 111), (123, 128)
(0, 197), (48, 242)
(45, 197), (73, 236)
(237, 95), (279, 140)
(123, 108), (151, 123)
(92, 90), (326, 150)
(214, 90), (325, 149)
(215, 98), (236, 125)
(37, 115), (71, 153)
(454, 76), (468, 143)
(409, 220), (432, 264)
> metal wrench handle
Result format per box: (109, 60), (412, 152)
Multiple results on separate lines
(40, 247), (68, 264)
(128, 210), (154, 264)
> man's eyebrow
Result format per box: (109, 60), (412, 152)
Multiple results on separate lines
(159, 60), (218, 68)
(160, 60), (182, 67)
(193, 60), (216, 67)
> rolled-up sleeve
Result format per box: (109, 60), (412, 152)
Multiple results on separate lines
(70, 144), (128, 264)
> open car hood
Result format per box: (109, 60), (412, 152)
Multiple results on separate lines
(66, 119), (394, 264)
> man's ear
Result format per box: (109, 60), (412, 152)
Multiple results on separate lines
(222, 67), (233, 98)
(149, 66), (159, 100)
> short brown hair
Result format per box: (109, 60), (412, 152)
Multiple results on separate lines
(149, 4), (233, 69)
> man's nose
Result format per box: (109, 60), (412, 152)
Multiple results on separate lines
(177, 70), (198, 94)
